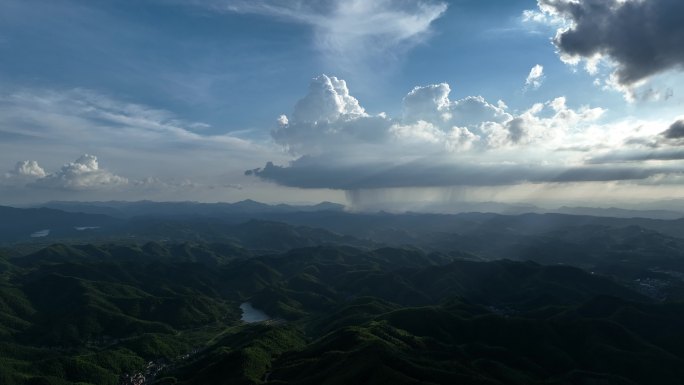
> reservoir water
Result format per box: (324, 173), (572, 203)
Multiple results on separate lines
(239, 302), (271, 323)
(30, 229), (50, 238)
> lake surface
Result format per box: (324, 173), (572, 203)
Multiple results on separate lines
(75, 226), (100, 231)
(240, 302), (271, 323)
(30, 229), (50, 238)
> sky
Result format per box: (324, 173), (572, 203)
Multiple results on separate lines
(1, 0), (684, 210)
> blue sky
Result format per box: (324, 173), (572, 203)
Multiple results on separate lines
(1, 0), (684, 208)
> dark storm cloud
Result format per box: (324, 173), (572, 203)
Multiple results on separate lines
(662, 120), (684, 140)
(249, 156), (678, 189)
(541, 0), (684, 85)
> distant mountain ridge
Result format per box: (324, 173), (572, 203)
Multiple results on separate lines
(33, 199), (684, 220)
(36, 199), (346, 218)
(552, 205), (684, 220)
(4, 202), (684, 250)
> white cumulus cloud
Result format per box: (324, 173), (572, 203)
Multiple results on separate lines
(8, 160), (46, 178)
(250, 74), (620, 190)
(2, 160), (47, 187)
(292, 74), (367, 123)
(525, 64), (545, 89)
(32, 154), (128, 190)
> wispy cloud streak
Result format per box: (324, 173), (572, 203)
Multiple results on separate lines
(197, 0), (447, 71)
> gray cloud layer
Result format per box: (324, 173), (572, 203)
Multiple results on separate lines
(585, 119), (684, 164)
(251, 158), (679, 189)
(663, 120), (684, 140)
(589, 150), (684, 164)
(540, 0), (684, 86)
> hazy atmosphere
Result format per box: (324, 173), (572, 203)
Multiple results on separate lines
(2, 0), (684, 209)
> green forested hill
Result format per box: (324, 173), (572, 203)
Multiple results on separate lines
(0, 241), (682, 384)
